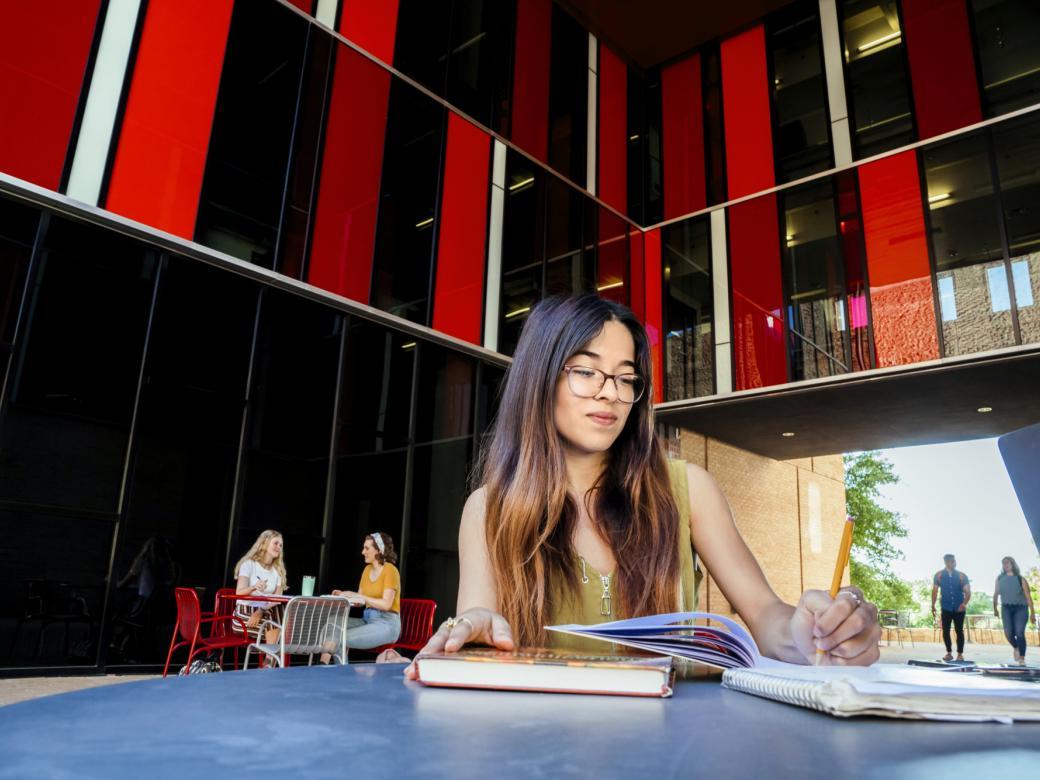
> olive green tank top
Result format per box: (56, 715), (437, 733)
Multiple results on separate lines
(546, 459), (700, 651)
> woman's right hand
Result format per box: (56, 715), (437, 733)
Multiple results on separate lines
(403, 607), (514, 681)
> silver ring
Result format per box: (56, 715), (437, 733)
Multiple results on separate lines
(838, 590), (862, 607)
(443, 616), (474, 632)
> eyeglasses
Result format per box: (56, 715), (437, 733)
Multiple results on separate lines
(562, 365), (645, 404)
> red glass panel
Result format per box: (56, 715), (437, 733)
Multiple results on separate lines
(0, 0), (103, 190)
(857, 151), (939, 367)
(662, 54), (706, 219)
(643, 228), (664, 403)
(307, 45), (391, 303)
(286, 0), (314, 13)
(629, 229), (645, 323)
(598, 44), (627, 213)
(432, 113), (492, 345)
(596, 209), (628, 306)
(720, 26), (775, 199)
(510, 0), (551, 162)
(902, 0), (981, 139)
(339, 0), (400, 63)
(105, 0), (234, 238)
(729, 194), (787, 389)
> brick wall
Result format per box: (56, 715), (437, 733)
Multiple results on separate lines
(666, 429), (848, 623)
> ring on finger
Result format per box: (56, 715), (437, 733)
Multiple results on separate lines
(837, 590), (862, 607)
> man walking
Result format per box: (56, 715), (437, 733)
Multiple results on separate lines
(931, 554), (971, 661)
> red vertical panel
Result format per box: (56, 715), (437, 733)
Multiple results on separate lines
(339, 0), (400, 63)
(307, 46), (391, 304)
(643, 228), (664, 403)
(105, 0), (233, 238)
(0, 0), (103, 189)
(511, 0), (551, 162)
(729, 194), (786, 390)
(286, 0), (314, 13)
(629, 230), (645, 323)
(432, 114), (492, 344)
(858, 151), (939, 367)
(902, 0), (981, 139)
(598, 44), (627, 213)
(720, 26), (774, 199)
(662, 54), (706, 219)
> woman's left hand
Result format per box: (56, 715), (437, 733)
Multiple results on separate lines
(789, 586), (880, 665)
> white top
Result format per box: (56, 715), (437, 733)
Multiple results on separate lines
(238, 559), (282, 609)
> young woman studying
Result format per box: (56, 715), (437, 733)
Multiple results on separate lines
(319, 532), (402, 663)
(405, 294), (880, 678)
(234, 529), (286, 642)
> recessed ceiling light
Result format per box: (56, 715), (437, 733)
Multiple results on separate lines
(977, 406), (993, 413)
(781, 431), (795, 437)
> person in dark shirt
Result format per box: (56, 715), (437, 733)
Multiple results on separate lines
(931, 554), (971, 661)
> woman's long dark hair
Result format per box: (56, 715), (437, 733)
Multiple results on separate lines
(474, 295), (680, 645)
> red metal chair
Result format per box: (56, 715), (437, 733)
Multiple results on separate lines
(373, 598), (437, 657)
(209, 587), (253, 669)
(162, 587), (249, 677)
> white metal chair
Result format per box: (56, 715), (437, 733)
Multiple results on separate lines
(878, 610), (914, 648)
(243, 596), (352, 668)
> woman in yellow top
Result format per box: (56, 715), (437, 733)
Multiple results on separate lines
(406, 294), (880, 678)
(320, 532), (401, 663)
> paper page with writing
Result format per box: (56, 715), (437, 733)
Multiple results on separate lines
(546, 611), (796, 671)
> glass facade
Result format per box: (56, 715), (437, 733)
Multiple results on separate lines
(972, 0), (1040, 118)
(662, 217), (713, 399)
(0, 195), (506, 671)
(839, 0), (916, 158)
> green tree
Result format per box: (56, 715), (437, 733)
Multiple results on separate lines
(844, 451), (915, 612)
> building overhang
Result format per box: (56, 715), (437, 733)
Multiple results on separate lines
(655, 345), (1040, 458)
(558, 0), (796, 69)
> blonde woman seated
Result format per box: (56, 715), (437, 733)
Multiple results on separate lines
(234, 529), (286, 643)
(319, 532), (401, 663)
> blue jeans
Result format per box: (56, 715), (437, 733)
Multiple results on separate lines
(1002, 604), (1030, 657)
(344, 608), (401, 650)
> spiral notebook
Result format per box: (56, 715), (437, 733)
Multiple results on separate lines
(547, 612), (1040, 721)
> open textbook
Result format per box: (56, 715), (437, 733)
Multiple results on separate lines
(547, 612), (1040, 721)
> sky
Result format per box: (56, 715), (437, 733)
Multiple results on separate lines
(867, 438), (1039, 596)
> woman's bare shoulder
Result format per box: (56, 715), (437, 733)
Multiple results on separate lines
(461, 486), (488, 528)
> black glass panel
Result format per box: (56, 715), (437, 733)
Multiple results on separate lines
(922, 132), (1014, 356)
(662, 216), (714, 400)
(544, 177), (595, 298)
(781, 180), (852, 380)
(0, 217), (156, 512)
(972, 0), (1040, 117)
(404, 438), (472, 626)
(769, 2), (833, 182)
(703, 44), (727, 206)
(0, 198), (36, 393)
(370, 80), (445, 325)
(446, 0), (515, 131)
(235, 290), (341, 582)
(414, 343), (475, 444)
(111, 258), (259, 665)
(839, 0), (915, 158)
(278, 28), (335, 280)
(994, 113), (1040, 343)
(0, 509), (114, 669)
(195, 0), (308, 268)
(547, 4), (587, 183)
(499, 151), (544, 354)
(393, 0), (452, 95)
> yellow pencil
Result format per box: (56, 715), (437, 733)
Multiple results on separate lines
(816, 515), (856, 664)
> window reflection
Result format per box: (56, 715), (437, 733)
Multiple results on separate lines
(769, 2), (833, 182)
(972, 0), (1040, 117)
(840, 0), (915, 158)
(370, 80), (445, 325)
(994, 113), (1040, 343)
(547, 4), (587, 184)
(662, 217), (714, 400)
(781, 180), (852, 380)
(923, 132), (1015, 355)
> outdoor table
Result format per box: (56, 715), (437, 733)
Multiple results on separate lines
(0, 664), (1036, 778)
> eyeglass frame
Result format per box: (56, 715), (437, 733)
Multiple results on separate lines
(561, 365), (646, 404)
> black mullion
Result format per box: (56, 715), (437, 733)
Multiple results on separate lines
(987, 127), (1023, 345)
(916, 145), (947, 358)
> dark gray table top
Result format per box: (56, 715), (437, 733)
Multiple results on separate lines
(0, 664), (1037, 778)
